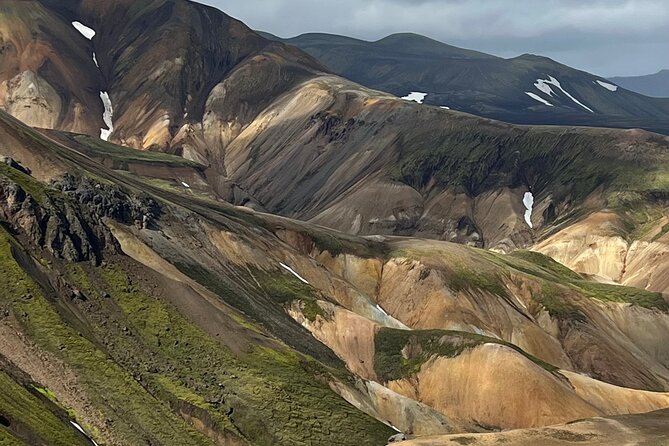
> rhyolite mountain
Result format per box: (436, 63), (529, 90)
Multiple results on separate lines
(260, 32), (669, 135)
(609, 69), (669, 98)
(4, 0), (669, 259)
(2, 102), (669, 446)
(2, 1), (669, 444)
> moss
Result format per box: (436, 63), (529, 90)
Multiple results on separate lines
(533, 284), (587, 322)
(447, 264), (509, 298)
(256, 269), (316, 304)
(69, 134), (203, 169)
(302, 299), (327, 322)
(0, 430), (30, 446)
(0, 163), (49, 204)
(506, 250), (583, 282)
(575, 282), (668, 312)
(0, 371), (88, 446)
(101, 265), (393, 445)
(31, 386), (77, 419)
(374, 328), (558, 382)
(0, 229), (213, 446)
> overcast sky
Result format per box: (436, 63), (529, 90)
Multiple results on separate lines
(201, 0), (668, 77)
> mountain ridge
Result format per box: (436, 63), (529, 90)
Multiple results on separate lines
(262, 31), (669, 135)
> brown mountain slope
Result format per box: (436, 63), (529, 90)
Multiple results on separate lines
(2, 0), (669, 259)
(1, 109), (669, 444)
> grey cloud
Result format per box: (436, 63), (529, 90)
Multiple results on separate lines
(205, 0), (669, 76)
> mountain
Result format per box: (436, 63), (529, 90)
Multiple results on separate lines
(609, 70), (669, 98)
(2, 108), (669, 444)
(260, 32), (669, 135)
(2, 1), (669, 445)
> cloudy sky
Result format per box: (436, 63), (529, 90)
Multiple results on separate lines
(202, 0), (668, 77)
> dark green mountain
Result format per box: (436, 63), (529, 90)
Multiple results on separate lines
(261, 32), (669, 135)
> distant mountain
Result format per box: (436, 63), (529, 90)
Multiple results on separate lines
(261, 32), (669, 135)
(609, 70), (669, 98)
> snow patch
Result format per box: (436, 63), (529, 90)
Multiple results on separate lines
(280, 263), (310, 284)
(99, 91), (114, 141)
(401, 92), (427, 104)
(70, 421), (100, 446)
(595, 80), (618, 92)
(71, 21), (96, 40)
(440, 106), (451, 110)
(375, 304), (390, 317)
(523, 192), (534, 229)
(525, 92), (554, 107)
(92, 52), (99, 68)
(181, 182), (190, 188)
(535, 76), (593, 113)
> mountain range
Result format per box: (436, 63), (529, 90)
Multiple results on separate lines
(1, 1), (669, 445)
(609, 69), (669, 98)
(260, 32), (669, 135)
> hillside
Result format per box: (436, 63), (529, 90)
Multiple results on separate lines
(1, 108), (669, 444)
(262, 32), (669, 135)
(1, 1), (669, 444)
(609, 69), (669, 98)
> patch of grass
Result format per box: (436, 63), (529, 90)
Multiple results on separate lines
(32, 386), (77, 419)
(0, 229), (213, 446)
(256, 269), (316, 304)
(0, 370), (87, 446)
(533, 284), (587, 322)
(69, 134), (204, 169)
(576, 282), (668, 312)
(374, 328), (558, 382)
(447, 264), (509, 298)
(506, 250), (583, 282)
(302, 299), (327, 322)
(0, 429), (30, 446)
(102, 265), (393, 445)
(0, 163), (49, 204)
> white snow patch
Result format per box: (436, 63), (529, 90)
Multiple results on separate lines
(523, 192), (534, 229)
(440, 106), (451, 110)
(71, 21), (96, 40)
(534, 79), (556, 97)
(375, 304), (390, 317)
(535, 76), (594, 113)
(401, 92), (427, 104)
(70, 421), (100, 446)
(595, 80), (618, 92)
(99, 91), (114, 141)
(525, 92), (554, 107)
(181, 182), (190, 188)
(92, 52), (99, 68)
(389, 423), (402, 433)
(280, 263), (310, 284)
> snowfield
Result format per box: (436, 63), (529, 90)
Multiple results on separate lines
(71, 21), (96, 40)
(401, 92), (428, 104)
(525, 92), (554, 107)
(523, 192), (535, 229)
(99, 92), (114, 141)
(595, 80), (618, 92)
(534, 76), (594, 113)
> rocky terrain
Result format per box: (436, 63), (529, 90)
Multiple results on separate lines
(1, 1), (669, 445)
(0, 108), (668, 444)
